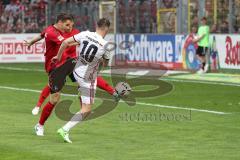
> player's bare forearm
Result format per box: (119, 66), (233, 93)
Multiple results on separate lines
(194, 34), (206, 43)
(55, 37), (78, 61)
(24, 34), (43, 47)
(68, 42), (79, 47)
(31, 34), (43, 44)
(56, 41), (68, 61)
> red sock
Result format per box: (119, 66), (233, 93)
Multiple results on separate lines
(39, 102), (55, 125)
(36, 85), (50, 107)
(97, 76), (114, 95)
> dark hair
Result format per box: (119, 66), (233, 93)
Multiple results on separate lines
(191, 25), (197, 29)
(201, 17), (207, 21)
(97, 18), (110, 28)
(223, 21), (228, 25)
(56, 13), (74, 23)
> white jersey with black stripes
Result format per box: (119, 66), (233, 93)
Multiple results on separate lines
(73, 30), (110, 81)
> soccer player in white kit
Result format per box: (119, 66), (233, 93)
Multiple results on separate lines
(52, 18), (111, 143)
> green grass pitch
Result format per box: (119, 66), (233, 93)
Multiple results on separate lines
(0, 63), (239, 160)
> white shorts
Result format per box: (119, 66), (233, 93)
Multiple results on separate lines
(73, 72), (97, 104)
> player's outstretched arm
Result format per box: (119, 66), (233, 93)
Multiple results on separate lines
(193, 33), (205, 43)
(24, 34), (43, 49)
(54, 37), (78, 62)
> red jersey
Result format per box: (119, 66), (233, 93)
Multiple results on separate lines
(59, 28), (80, 66)
(41, 25), (65, 73)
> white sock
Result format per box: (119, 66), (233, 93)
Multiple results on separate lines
(62, 111), (83, 132)
(38, 123), (43, 128)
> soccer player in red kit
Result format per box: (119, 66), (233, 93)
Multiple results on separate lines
(26, 23), (116, 116)
(25, 14), (117, 136)
(32, 13), (75, 136)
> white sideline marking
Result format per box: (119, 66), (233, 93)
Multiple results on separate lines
(162, 78), (240, 87)
(0, 66), (239, 87)
(135, 102), (228, 115)
(0, 66), (44, 72)
(101, 73), (240, 87)
(0, 85), (229, 115)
